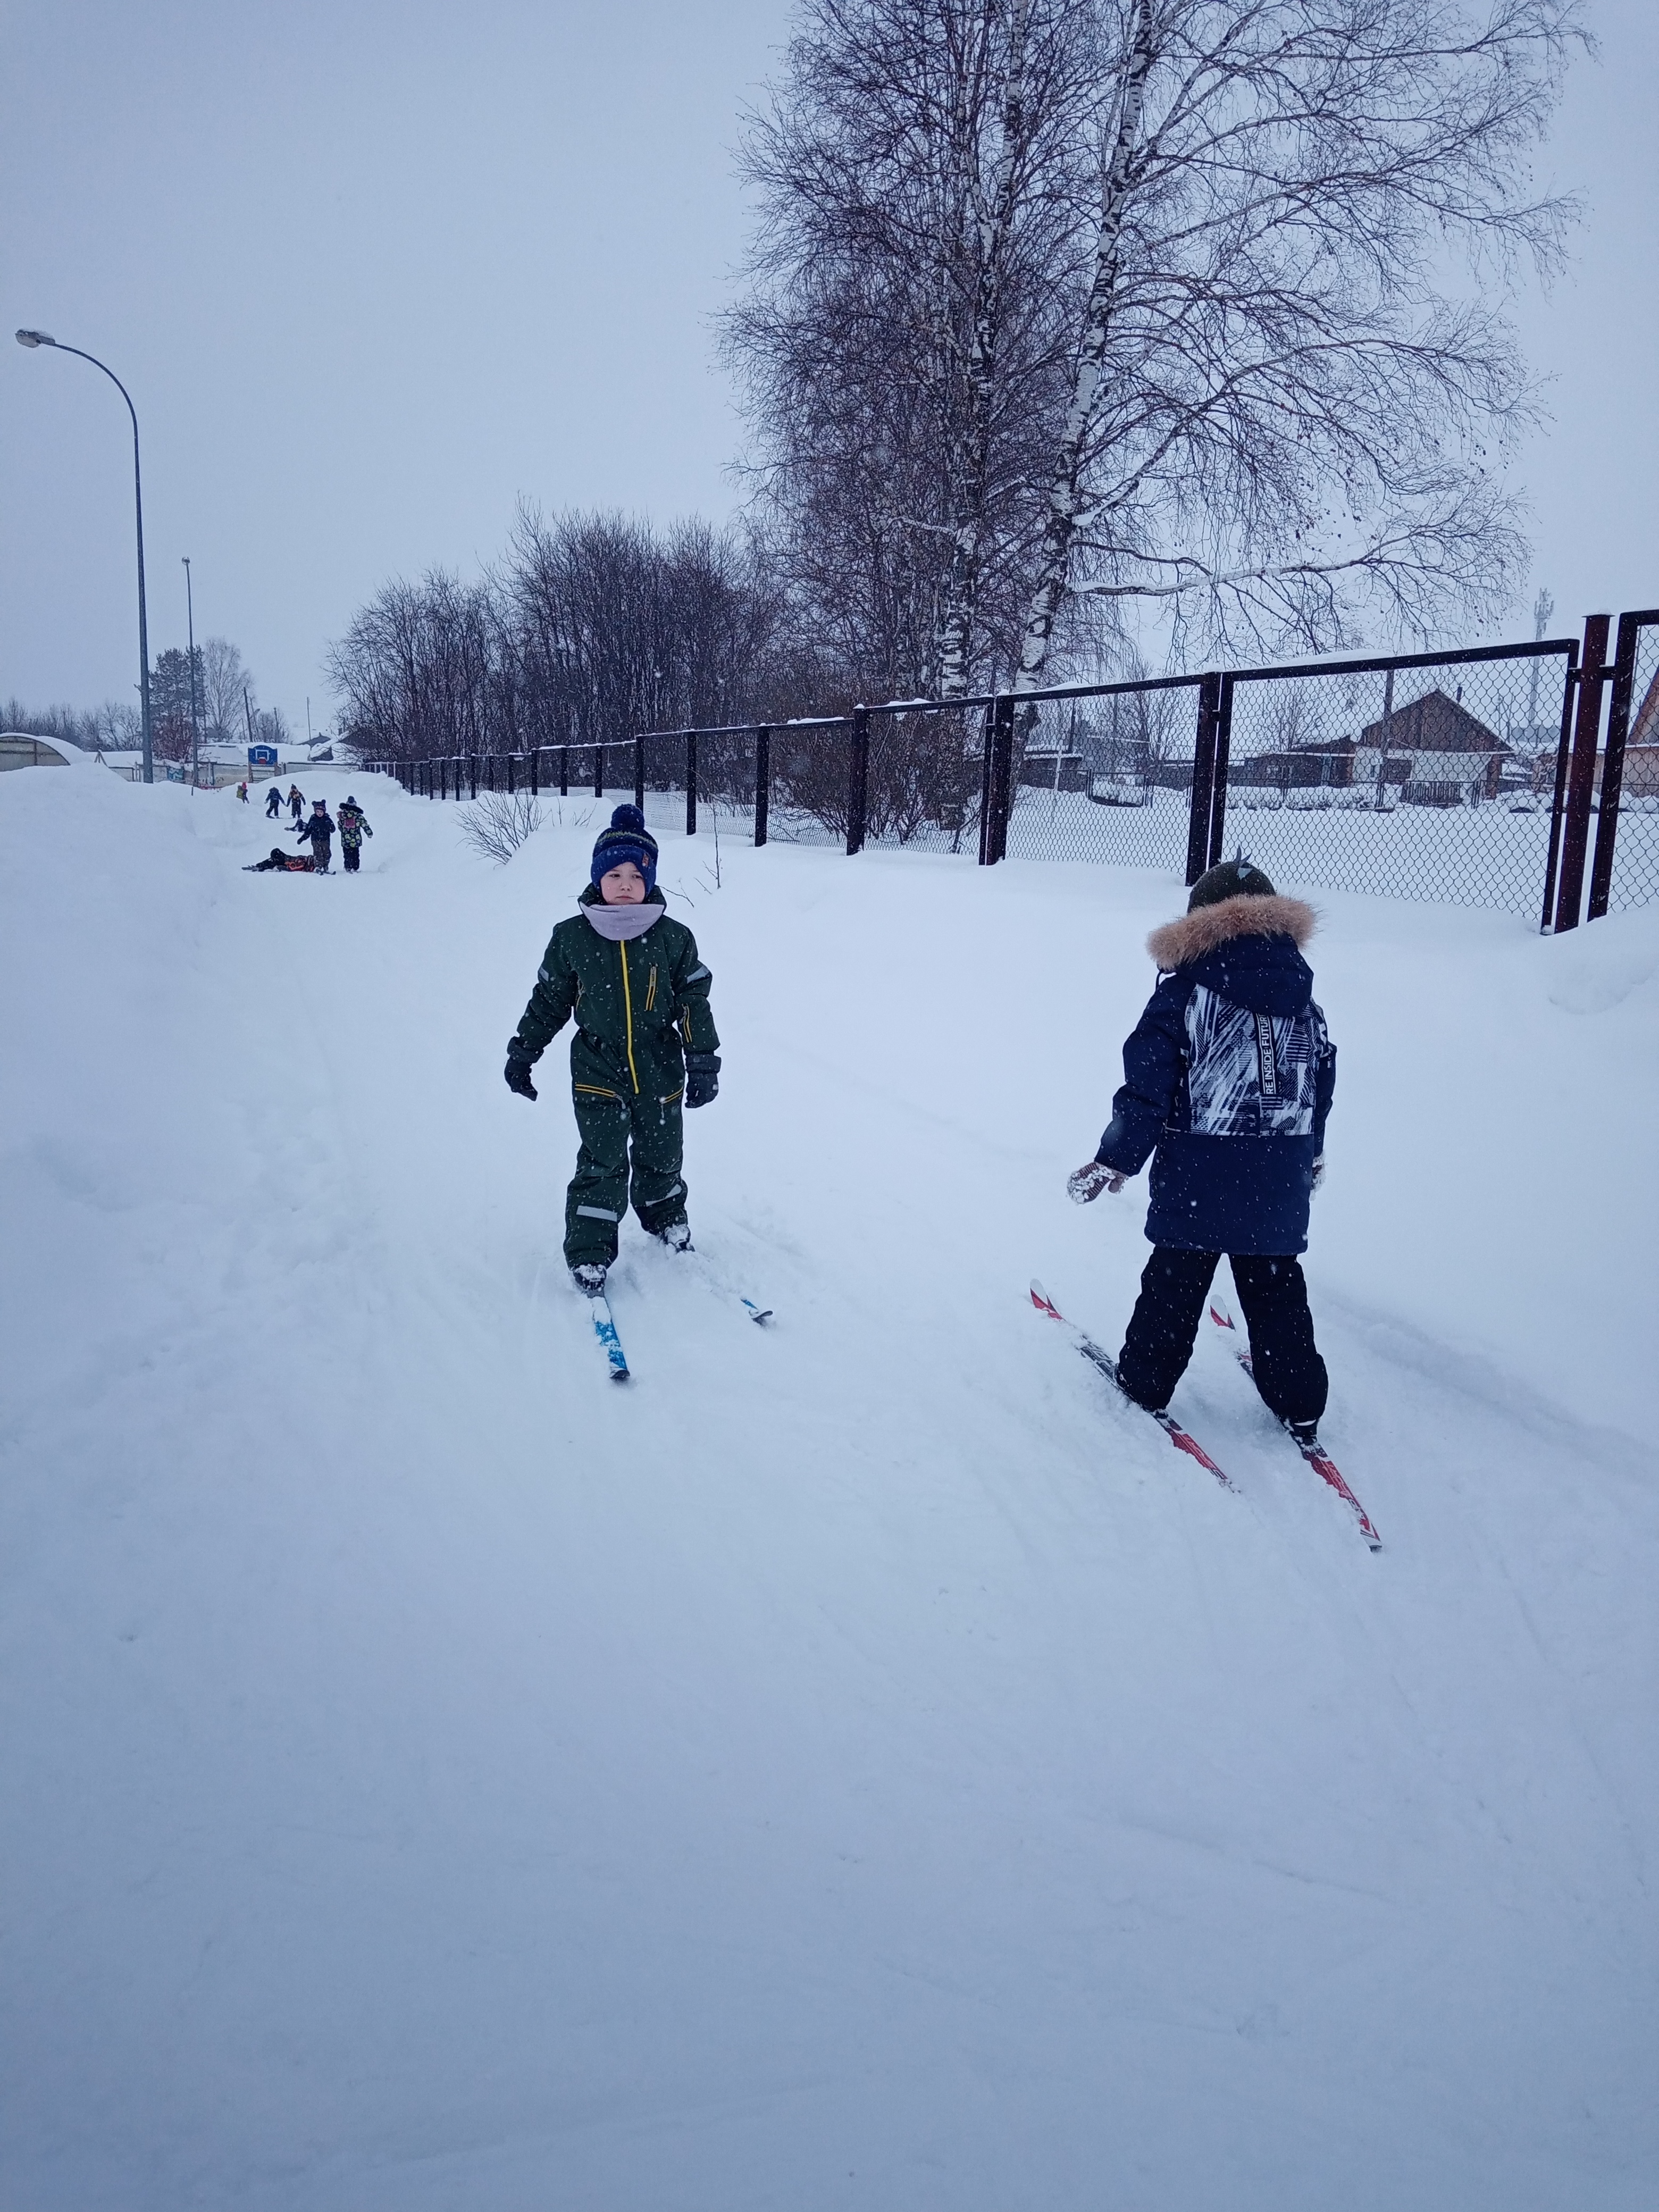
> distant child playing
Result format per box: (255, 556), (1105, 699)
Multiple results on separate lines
(504, 806), (720, 1295)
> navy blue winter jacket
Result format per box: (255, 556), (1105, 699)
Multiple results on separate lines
(1095, 894), (1335, 1255)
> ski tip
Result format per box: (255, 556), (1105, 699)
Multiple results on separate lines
(1030, 1279), (1060, 1318)
(610, 1368), (632, 1383)
(741, 1298), (775, 1324)
(1208, 1300), (1236, 1330)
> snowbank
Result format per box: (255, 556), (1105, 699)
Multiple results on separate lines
(2, 766), (1654, 2210)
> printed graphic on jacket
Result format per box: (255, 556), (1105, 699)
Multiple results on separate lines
(1184, 984), (1328, 1137)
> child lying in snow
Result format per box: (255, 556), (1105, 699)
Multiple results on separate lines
(245, 847), (319, 872)
(1069, 858), (1337, 1440)
(502, 806), (722, 1298)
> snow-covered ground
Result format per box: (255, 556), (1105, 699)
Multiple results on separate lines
(3, 766), (1655, 2211)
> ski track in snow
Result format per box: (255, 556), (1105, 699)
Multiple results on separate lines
(2, 765), (1656, 2211)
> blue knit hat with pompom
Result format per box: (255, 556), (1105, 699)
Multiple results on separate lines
(590, 804), (659, 891)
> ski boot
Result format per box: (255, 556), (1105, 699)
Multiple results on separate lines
(570, 1262), (608, 1297)
(653, 1221), (693, 1254)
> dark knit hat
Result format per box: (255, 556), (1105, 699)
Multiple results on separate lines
(1187, 856), (1276, 911)
(590, 803), (658, 891)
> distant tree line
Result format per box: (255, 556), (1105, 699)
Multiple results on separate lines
(328, 508), (827, 764)
(1, 697), (140, 752)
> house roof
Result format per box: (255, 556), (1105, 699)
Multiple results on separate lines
(1628, 667), (1659, 749)
(1358, 688), (1502, 752)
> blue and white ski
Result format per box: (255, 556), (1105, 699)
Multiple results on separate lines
(590, 1293), (631, 1382)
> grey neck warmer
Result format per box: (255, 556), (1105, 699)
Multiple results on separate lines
(582, 901), (663, 942)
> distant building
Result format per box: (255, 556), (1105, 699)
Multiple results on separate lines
(1617, 667), (1659, 801)
(1352, 688), (1506, 805)
(0, 732), (76, 771)
(1019, 744), (1090, 792)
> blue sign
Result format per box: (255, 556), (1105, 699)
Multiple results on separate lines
(248, 744), (278, 767)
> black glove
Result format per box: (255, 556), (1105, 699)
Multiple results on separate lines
(684, 1052), (720, 1109)
(505, 1046), (538, 1101)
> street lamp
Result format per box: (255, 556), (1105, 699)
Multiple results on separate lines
(15, 329), (155, 783)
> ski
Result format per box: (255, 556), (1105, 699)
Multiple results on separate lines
(589, 1292), (631, 1382)
(1030, 1280), (1237, 1492)
(1206, 1297), (1381, 1550)
(657, 1238), (773, 1325)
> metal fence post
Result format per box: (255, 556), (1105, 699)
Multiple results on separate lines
(685, 731), (698, 834)
(634, 736), (646, 814)
(470, 756), (478, 800)
(754, 725), (771, 846)
(1186, 674), (1221, 885)
(530, 748), (539, 798)
(1554, 615), (1611, 932)
(594, 744), (605, 800)
(559, 746), (569, 797)
(1588, 610), (1655, 920)
(507, 753), (515, 796)
(847, 708), (870, 854)
(996, 697), (1017, 861)
(1539, 651), (1577, 931)
(977, 701), (997, 863)
(984, 696), (1015, 863)
(1206, 673), (1235, 870)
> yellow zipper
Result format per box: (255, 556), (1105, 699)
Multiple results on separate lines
(618, 941), (640, 1093)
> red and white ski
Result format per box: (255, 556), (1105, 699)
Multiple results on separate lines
(1206, 1296), (1382, 1551)
(1031, 1280), (1237, 1493)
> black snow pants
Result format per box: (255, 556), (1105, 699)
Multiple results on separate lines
(265, 789), (282, 818)
(1118, 1249), (1327, 1427)
(342, 842), (361, 872)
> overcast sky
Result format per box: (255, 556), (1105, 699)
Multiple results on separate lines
(3, 0), (1654, 732)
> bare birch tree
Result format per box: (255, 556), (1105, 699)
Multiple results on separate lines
(198, 638), (254, 742)
(730, 0), (1110, 698)
(1013, 0), (1583, 688)
(732, 0), (1583, 696)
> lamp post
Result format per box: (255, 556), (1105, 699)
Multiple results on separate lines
(15, 329), (155, 784)
(182, 556), (200, 783)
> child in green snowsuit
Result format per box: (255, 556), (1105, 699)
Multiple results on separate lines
(504, 806), (720, 1292)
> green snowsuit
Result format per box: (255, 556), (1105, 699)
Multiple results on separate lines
(512, 886), (719, 1267)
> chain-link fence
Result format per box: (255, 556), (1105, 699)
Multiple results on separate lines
(365, 612), (1656, 930)
(1597, 613), (1659, 916)
(1219, 647), (1574, 917)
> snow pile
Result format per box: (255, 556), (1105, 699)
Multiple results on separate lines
(2, 766), (1655, 2210)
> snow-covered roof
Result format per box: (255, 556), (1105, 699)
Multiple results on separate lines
(1, 731), (82, 767)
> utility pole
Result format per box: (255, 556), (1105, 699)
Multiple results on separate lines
(182, 556), (200, 783)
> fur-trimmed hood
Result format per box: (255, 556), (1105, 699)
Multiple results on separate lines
(1147, 893), (1317, 972)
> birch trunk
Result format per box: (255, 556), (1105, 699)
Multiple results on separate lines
(1013, 0), (1155, 693)
(935, 0), (1032, 700)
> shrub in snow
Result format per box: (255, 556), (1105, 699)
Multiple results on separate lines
(458, 791), (544, 864)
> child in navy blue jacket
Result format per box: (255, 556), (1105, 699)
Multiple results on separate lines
(1070, 859), (1336, 1437)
